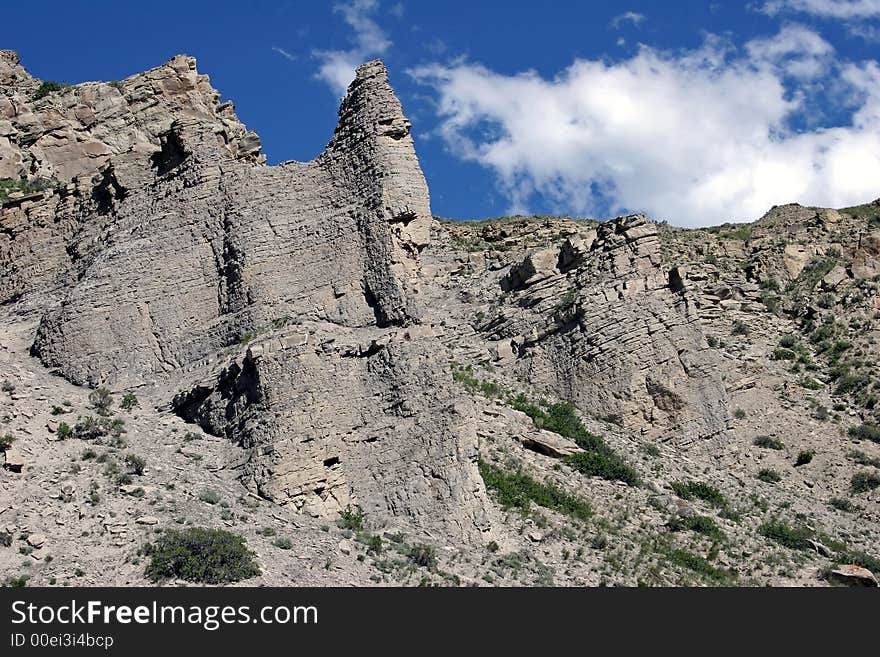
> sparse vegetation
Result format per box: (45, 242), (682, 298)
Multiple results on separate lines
(759, 520), (814, 551)
(450, 363), (506, 398)
(667, 514), (725, 541)
(479, 460), (591, 521)
(731, 320), (750, 337)
(670, 481), (728, 509)
(795, 450), (814, 466)
(848, 422), (880, 444)
(564, 450), (640, 486)
(656, 542), (735, 585)
(753, 435), (784, 450)
(199, 489), (221, 505)
(407, 544), (437, 570)
(72, 415), (125, 440)
(848, 450), (880, 469)
(511, 396), (639, 485)
(124, 453), (146, 475)
(338, 506), (365, 531)
(32, 80), (70, 101)
(829, 497), (857, 513)
(851, 471), (880, 494)
(757, 469), (782, 484)
(144, 528), (260, 584)
(88, 387), (114, 415)
(120, 392), (139, 411)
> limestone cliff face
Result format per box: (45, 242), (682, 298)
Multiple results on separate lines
(0, 50), (261, 306)
(426, 215), (730, 444)
(2, 53), (490, 540)
(28, 59), (429, 386)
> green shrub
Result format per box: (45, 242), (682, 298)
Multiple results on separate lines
(733, 408), (747, 420)
(0, 434), (14, 450)
(120, 393), (139, 411)
(511, 396), (638, 485)
(73, 416), (100, 440)
(829, 497), (857, 513)
(847, 450), (880, 468)
(834, 549), (880, 575)
(770, 348), (796, 361)
(124, 454), (146, 476)
(88, 387), (114, 415)
(3, 575), (29, 587)
(478, 460), (591, 520)
(668, 514), (725, 541)
(795, 450), (814, 466)
(848, 422), (880, 444)
(563, 450), (640, 486)
(670, 481), (728, 508)
(757, 469), (782, 484)
(779, 335), (798, 348)
(836, 373), (870, 395)
(57, 422), (72, 440)
(851, 471), (880, 494)
(338, 506), (365, 531)
(753, 435), (784, 450)
(407, 544), (437, 569)
(657, 544), (734, 585)
(800, 377), (822, 390)
(144, 528), (260, 583)
(199, 489), (221, 505)
(1, 380), (14, 393)
(81, 448), (97, 460)
(32, 80), (69, 100)
(731, 320), (750, 336)
(50, 405), (69, 415)
(272, 537), (293, 550)
(759, 520), (814, 551)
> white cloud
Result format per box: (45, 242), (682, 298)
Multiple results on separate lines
(411, 27), (880, 226)
(611, 11), (646, 29)
(760, 0), (880, 18)
(315, 0), (391, 96)
(272, 46), (297, 61)
(746, 24), (834, 77)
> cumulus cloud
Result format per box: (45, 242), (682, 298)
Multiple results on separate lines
(411, 27), (880, 226)
(315, 0), (391, 96)
(760, 0), (880, 18)
(745, 24), (834, 77)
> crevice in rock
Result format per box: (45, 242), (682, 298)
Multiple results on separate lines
(150, 128), (188, 176)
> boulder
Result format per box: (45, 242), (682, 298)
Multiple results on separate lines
(828, 565), (878, 587)
(26, 533), (46, 549)
(3, 446), (23, 473)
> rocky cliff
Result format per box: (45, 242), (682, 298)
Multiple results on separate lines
(2, 52), (879, 588)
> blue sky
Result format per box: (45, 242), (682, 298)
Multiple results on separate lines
(4, 1), (880, 226)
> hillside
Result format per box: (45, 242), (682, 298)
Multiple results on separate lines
(2, 50), (879, 587)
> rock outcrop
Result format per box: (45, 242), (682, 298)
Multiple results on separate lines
(3, 53), (489, 541)
(428, 214), (730, 444)
(4, 51), (879, 588)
